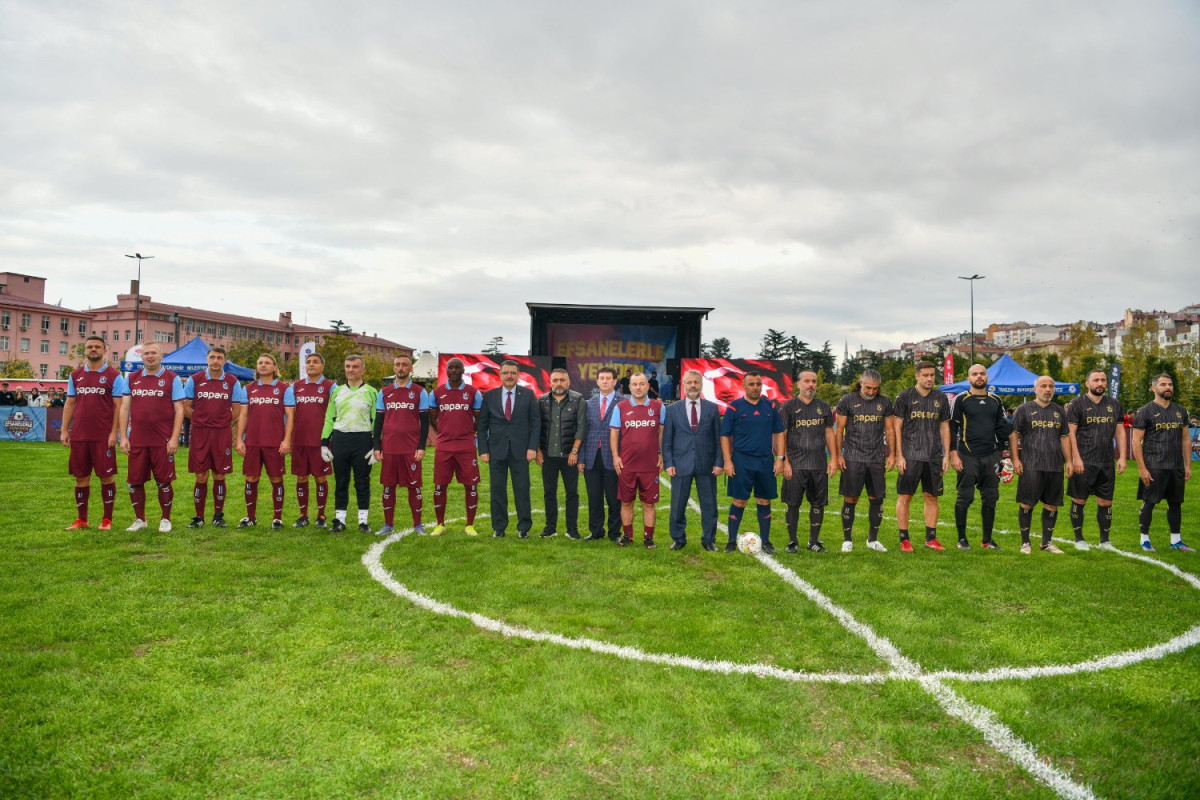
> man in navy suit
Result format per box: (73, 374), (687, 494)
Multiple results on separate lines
(579, 366), (623, 541)
(662, 369), (724, 551)
(477, 361), (541, 538)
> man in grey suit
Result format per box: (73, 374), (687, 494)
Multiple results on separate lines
(477, 360), (541, 538)
(662, 369), (724, 551)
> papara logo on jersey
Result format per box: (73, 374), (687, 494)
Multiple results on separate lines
(1085, 414), (1116, 425)
(295, 395), (326, 404)
(1029, 420), (1061, 429)
(792, 418), (826, 428)
(908, 410), (942, 420)
(441, 403), (473, 412)
(196, 391), (230, 400)
(386, 401), (417, 410)
(131, 388), (166, 398)
(74, 386), (111, 396)
(248, 396), (280, 405)
(624, 419), (658, 429)
(854, 415), (886, 423)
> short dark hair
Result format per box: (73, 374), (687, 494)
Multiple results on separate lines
(1086, 368), (1107, 380)
(306, 351), (325, 364)
(501, 360), (519, 370)
(345, 354), (364, 365)
(551, 367), (569, 377)
(743, 370), (761, 379)
(85, 335), (105, 346)
(915, 360), (936, 374)
(1151, 373), (1173, 385)
(597, 367), (617, 379)
(208, 345), (227, 356)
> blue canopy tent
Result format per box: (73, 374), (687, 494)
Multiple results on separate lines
(940, 354), (1078, 396)
(122, 337), (255, 380)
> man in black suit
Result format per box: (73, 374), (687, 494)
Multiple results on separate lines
(477, 361), (541, 538)
(662, 369), (724, 551)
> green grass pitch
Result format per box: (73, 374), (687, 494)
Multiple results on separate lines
(2, 441), (1198, 799)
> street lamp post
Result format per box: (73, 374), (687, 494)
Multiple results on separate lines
(125, 253), (155, 344)
(958, 274), (985, 365)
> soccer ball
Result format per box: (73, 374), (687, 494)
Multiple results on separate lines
(737, 532), (762, 555)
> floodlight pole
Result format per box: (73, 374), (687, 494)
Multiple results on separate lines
(958, 274), (985, 365)
(125, 253), (155, 344)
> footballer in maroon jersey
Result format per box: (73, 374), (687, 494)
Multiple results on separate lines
(372, 354), (432, 535)
(429, 357), (482, 534)
(182, 346), (248, 529)
(285, 352), (334, 527)
(118, 342), (185, 532)
(235, 354), (294, 530)
(609, 373), (666, 548)
(62, 335), (126, 530)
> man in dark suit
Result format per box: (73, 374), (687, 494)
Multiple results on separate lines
(477, 360), (541, 538)
(662, 368), (724, 550)
(578, 366), (623, 541)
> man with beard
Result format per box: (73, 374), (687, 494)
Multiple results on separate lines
(284, 352), (335, 528)
(834, 369), (894, 552)
(183, 346), (248, 529)
(62, 335), (126, 530)
(536, 368), (586, 539)
(894, 361), (951, 552)
(1009, 376), (1073, 554)
(662, 369), (723, 551)
(950, 363), (1012, 550)
(429, 357), (482, 536)
(779, 370), (837, 553)
(1066, 369), (1126, 551)
(1132, 374), (1193, 552)
(119, 341), (184, 532)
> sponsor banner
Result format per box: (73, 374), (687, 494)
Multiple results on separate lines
(0, 406), (46, 441)
(681, 358), (794, 413)
(943, 353), (954, 385)
(437, 354), (552, 395)
(549, 323), (676, 396)
(44, 407), (64, 443)
(1108, 362), (1122, 400)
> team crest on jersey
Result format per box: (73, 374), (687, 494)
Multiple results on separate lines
(158, 379), (165, 387)
(99, 376), (107, 384)
(318, 386), (325, 394)
(273, 387), (280, 395)
(876, 404), (881, 412)
(1106, 405), (1112, 412)
(410, 462), (418, 471)
(225, 448), (231, 455)
(463, 392), (470, 400)
(222, 382), (229, 390)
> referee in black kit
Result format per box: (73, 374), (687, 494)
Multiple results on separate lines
(950, 364), (1012, 550)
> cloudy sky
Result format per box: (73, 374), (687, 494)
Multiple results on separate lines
(3, 1), (1198, 356)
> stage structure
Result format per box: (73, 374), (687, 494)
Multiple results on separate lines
(527, 303), (713, 398)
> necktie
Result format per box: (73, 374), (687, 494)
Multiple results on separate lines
(691, 401), (698, 432)
(504, 391), (512, 420)
(599, 397), (607, 449)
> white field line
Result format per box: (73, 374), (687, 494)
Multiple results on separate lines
(669, 477), (1099, 800)
(362, 528), (890, 685)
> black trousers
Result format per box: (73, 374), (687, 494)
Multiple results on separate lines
(489, 455), (532, 534)
(541, 455), (580, 533)
(331, 431), (373, 511)
(584, 456), (621, 539)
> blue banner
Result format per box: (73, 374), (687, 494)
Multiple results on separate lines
(1108, 362), (1121, 400)
(0, 406), (47, 441)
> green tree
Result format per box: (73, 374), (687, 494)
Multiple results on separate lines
(1165, 339), (1200, 413)
(302, 334), (362, 383)
(483, 336), (506, 356)
(815, 373), (842, 405)
(330, 320), (353, 335)
(0, 359), (35, 379)
(1060, 321), (1101, 383)
(1046, 353), (1064, 381)
(709, 337), (731, 359)
(225, 337), (282, 375)
(758, 329), (789, 360)
(1117, 320), (1160, 410)
(812, 340), (837, 377)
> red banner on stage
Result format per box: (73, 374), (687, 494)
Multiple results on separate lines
(436, 354), (552, 395)
(943, 353), (954, 385)
(680, 358), (793, 412)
